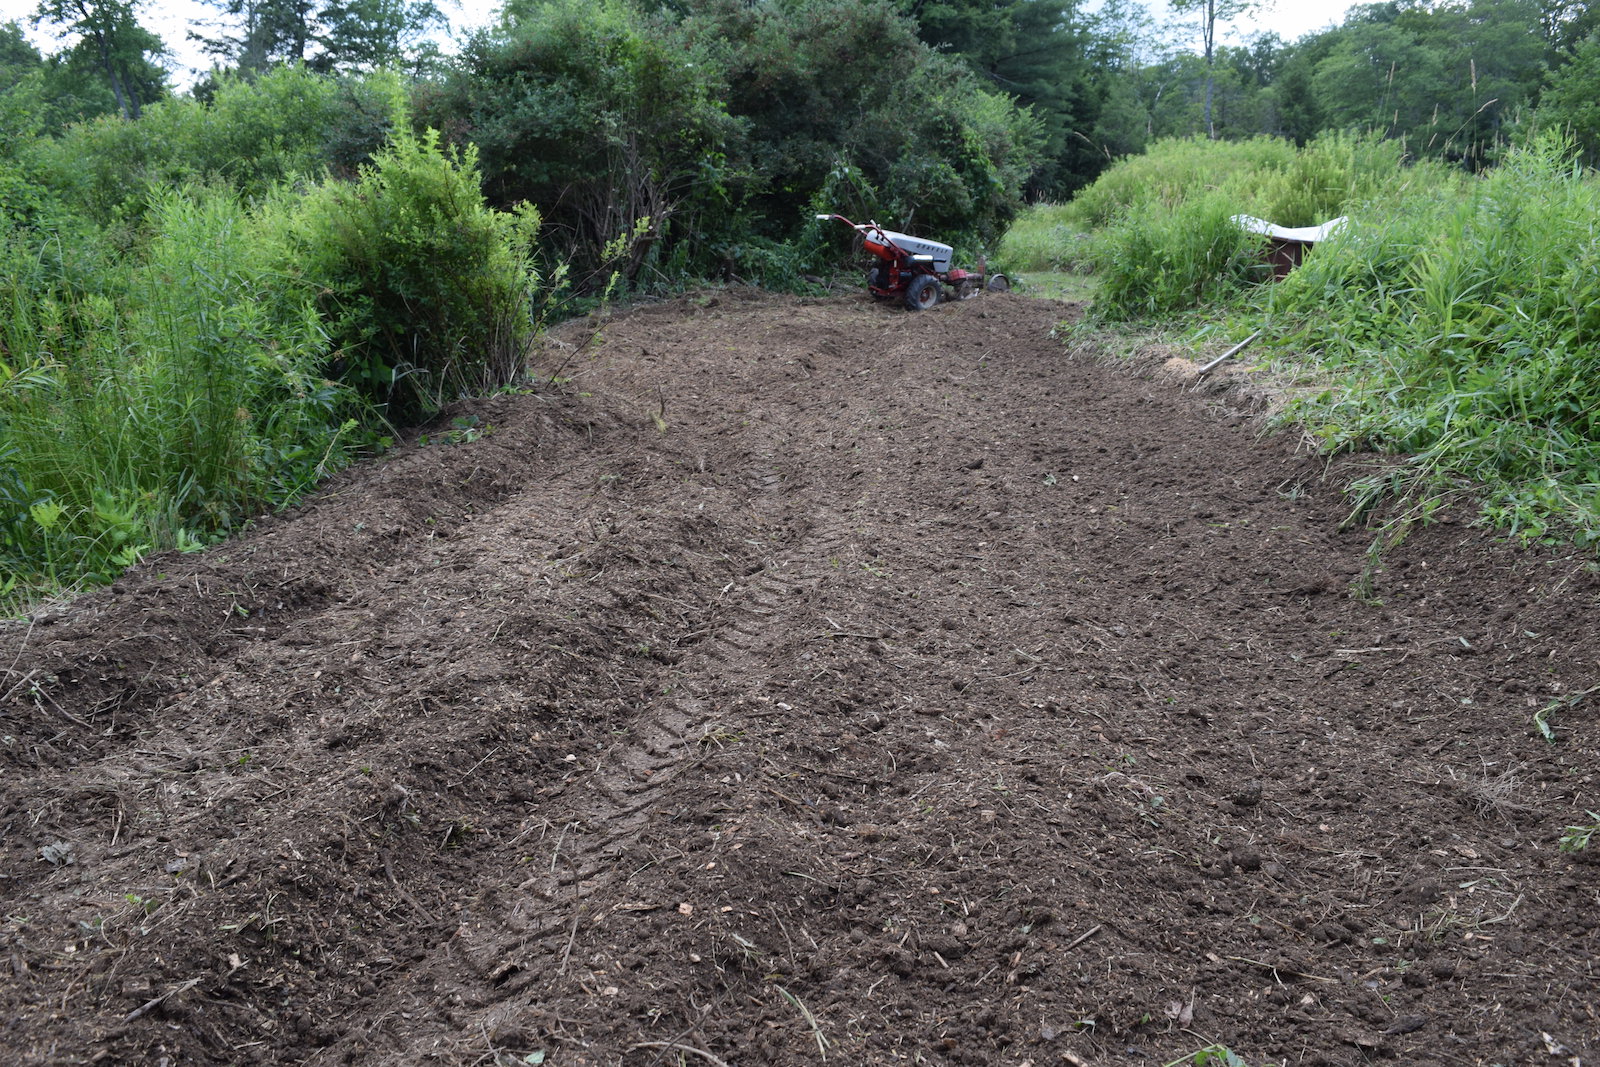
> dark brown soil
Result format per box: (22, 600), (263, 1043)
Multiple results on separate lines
(3, 289), (1597, 1067)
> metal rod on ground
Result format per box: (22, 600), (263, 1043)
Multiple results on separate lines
(1195, 329), (1263, 379)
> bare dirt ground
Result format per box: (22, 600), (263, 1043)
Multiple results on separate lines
(2, 289), (1597, 1067)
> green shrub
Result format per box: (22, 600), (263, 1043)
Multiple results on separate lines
(1066, 133), (1449, 318)
(686, 0), (1041, 256)
(998, 203), (1092, 273)
(416, 0), (740, 287)
(1063, 135), (1298, 230)
(1539, 30), (1600, 167)
(265, 130), (542, 423)
(30, 66), (407, 229)
(421, 0), (1042, 286)
(0, 70), (54, 227)
(1091, 193), (1269, 318)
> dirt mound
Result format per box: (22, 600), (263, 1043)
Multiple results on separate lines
(3, 289), (1596, 1067)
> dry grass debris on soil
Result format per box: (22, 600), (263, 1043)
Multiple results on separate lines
(2, 290), (1597, 1067)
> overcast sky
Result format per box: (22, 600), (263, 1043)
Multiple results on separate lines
(1, 0), (1350, 89)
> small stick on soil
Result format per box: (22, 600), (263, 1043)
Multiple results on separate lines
(123, 976), (203, 1022)
(626, 1042), (733, 1067)
(446, 746), (500, 790)
(1, 667), (38, 704)
(380, 851), (438, 925)
(1480, 893), (1525, 925)
(556, 902), (584, 979)
(764, 785), (825, 828)
(1061, 924), (1103, 953)
(1223, 954), (1336, 983)
(32, 685), (92, 728)
(549, 821), (575, 874)
(822, 614), (882, 640)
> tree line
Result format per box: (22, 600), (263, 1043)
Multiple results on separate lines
(8, 1), (1600, 209)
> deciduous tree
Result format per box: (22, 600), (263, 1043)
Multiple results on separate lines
(195, 0), (443, 75)
(315, 0), (444, 73)
(1168, 0), (1262, 138)
(32, 0), (166, 119)
(1538, 29), (1600, 163)
(895, 0), (1106, 195)
(193, 0), (320, 72)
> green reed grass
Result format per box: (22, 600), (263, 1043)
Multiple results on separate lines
(1271, 132), (1600, 542)
(2, 134), (547, 609)
(1063, 135), (1300, 230)
(261, 131), (542, 425)
(1092, 192), (1272, 318)
(1058, 132), (1434, 320)
(997, 202), (1091, 273)
(0, 187), (359, 608)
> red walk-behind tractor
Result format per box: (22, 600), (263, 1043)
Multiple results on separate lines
(817, 213), (1009, 311)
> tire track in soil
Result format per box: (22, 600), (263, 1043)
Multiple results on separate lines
(313, 308), (861, 1064)
(2, 393), (756, 1064)
(2, 291), (1598, 1067)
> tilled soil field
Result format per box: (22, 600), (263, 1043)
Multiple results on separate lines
(2, 289), (1597, 1067)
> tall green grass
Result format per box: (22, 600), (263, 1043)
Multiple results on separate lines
(261, 131), (543, 424)
(1067, 133), (1445, 319)
(0, 187), (358, 603)
(27, 66), (408, 229)
(1065, 136), (1297, 230)
(1064, 133), (1412, 232)
(997, 203), (1091, 273)
(1021, 128), (1600, 542)
(1, 133), (546, 609)
(1092, 193), (1272, 317)
(1271, 133), (1600, 542)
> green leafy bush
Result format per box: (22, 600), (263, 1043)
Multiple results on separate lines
(0, 70), (53, 227)
(416, 0), (740, 287)
(1091, 193), (1269, 318)
(684, 0), (1041, 258)
(1070, 133), (1443, 318)
(30, 66), (406, 229)
(1538, 30), (1600, 167)
(998, 202), (1092, 273)
(420, 0), (1042, 286)
(265, 130), (542, 423)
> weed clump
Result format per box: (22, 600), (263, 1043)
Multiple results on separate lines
(0, 134), (544, 609)
(264, 130), (542, 424)
(1058, 132), (1420, 319)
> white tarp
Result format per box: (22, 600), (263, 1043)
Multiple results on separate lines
(1231, 214), (1348, 244)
